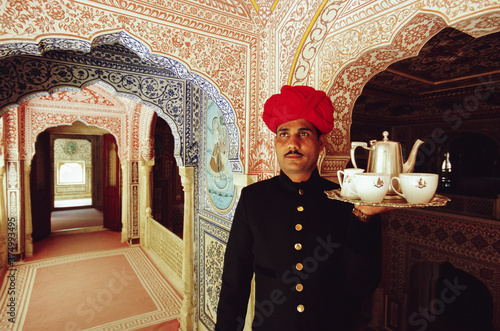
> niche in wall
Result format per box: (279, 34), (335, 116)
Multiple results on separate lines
(414, 132), (499, 198)
(351, 28), (500, 220)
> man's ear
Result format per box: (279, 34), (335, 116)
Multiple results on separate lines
(318, 134), (326, 149)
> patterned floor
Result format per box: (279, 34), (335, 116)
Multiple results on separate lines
(0, 247), (182, 330)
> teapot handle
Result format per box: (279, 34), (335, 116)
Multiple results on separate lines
(350, 142), (368, 169)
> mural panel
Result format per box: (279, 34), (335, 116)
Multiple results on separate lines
(206, 100), (235, 212)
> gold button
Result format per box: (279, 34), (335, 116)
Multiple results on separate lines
(297, 206), (304, 212)
(294, 243), (302, 250)
(297, 304), (305, 313)
(295, 224), (303, 231)
(296, 284), (304, 292)
(298, 189), (304, 195)
(296, 263), (303, 271)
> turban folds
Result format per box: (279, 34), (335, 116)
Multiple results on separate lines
(263, 85), (334, 134)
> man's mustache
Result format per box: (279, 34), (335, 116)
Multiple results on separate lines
(285, 150), (303, 156)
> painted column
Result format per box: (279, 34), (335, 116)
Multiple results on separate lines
(119, 160), (143, 244)
(233, 173), (257, 196)
(130, 161), (140, 244)
(120, 160), (129, 243)
(139, 160), (154, 247)
(6, 161), (22, 259)
(179, 166), (194, 331)
(0, 160), (8, 270)
(0, 119), (6, 270)
(23, 160), (33, 257)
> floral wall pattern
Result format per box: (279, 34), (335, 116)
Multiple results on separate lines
(1, 1), (500, 330)
(0, 0), (254, 172)
(292, 3), (500, 179)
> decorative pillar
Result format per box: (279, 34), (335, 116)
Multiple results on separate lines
(6, 161), (22, 259)
(129, 161), (140, 244)
(119, 160), (142, 244)
(23, 160), (33, 257)
(179, 166), (194, 331)
(120, 160), (129, 243)
(0, 160), (8, 270)
(233, 173), (257, 196)
(139, 160), (154, 247)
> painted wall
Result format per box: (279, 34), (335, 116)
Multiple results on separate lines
(0, 1), (499, 330)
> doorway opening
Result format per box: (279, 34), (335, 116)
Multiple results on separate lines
(152, 117), (184, 238)
(30, 122), (122, 241)
(53, 139), (92, 209)
(50, 133), (103, 235)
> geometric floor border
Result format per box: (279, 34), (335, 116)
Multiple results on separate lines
(0, 247), (182, 330)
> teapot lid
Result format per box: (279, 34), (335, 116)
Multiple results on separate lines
(370, 131), (398, 145)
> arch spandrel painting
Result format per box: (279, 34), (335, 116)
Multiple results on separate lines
(206, 100), (235, 211)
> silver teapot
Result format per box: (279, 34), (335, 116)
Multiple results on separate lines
(351, 131), (424, 196)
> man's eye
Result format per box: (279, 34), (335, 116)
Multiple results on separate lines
(279, 132), (288, 138)
(300, 132), (309, 137)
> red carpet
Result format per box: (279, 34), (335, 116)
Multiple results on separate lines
(0, 247), (182, 330)
(25, 231), (128, 262)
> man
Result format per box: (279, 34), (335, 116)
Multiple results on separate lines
(215, 85), (390, 330)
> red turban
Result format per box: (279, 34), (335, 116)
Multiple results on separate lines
(263, 85), (334, 134)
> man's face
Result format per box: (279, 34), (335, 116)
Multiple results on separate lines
(274, 118), (325, 182)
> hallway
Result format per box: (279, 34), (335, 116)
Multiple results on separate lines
(51, 208), (104, 233)
(0, 232), (182, 330)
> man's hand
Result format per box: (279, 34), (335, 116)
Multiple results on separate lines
(356, 205), (394, 216)
(352, 205), (394, 222)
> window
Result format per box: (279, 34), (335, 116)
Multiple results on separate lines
(57, 161), (86, 185)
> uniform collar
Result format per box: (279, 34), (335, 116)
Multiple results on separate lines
(279, 169), (322, 194)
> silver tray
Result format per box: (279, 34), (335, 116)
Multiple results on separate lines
(324, 189), (451, 208)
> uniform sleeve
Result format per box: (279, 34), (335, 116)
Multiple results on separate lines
(342, 212), (382, 302)
(215, 188), (255, 331)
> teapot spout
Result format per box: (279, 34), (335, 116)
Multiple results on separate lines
(403, 139), (424, 173)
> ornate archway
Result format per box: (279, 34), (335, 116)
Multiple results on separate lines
(0, 31), (241, 169)
(304, 10), (500, 178)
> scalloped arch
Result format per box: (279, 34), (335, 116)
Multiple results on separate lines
(0, 31), (241, 170)
(316, 10), (500, 176)
(18, 84), (135, 163)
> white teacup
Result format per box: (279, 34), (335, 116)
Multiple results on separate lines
(337, 168), (365, 199)
(346, 173), (391, 203)
(391, 173), (438, 204)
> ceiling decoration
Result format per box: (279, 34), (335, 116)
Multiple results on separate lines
(354, 28), (500, 123)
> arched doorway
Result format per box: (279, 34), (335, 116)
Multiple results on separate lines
(295, 11), (500, 180)
(30, 121), (122, 242)
(0, 32), (240, 252)
(3, 81), (156, 257)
